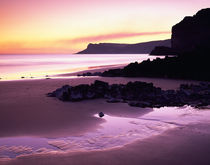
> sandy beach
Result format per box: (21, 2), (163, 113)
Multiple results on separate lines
(2, 123), (210, 165)
(1, 1), (210, 164)
(1, 69), (210, 165)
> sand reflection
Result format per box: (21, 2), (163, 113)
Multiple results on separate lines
(0, 106), (210, 159)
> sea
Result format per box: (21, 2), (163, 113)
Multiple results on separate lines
(0, 54), (160, 81)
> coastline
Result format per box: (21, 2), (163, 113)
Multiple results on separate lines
(1, 6), (210, 165)
(0, 63), (126, 82)
(1, 62), (201, 91)
(53, 63), (126, 77)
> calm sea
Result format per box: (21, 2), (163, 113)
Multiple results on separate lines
(0, 54), (159, 80)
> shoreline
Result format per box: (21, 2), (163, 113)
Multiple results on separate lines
(55, 63), (127, 77)
(0, 63), (126, 82)
(0, 62), (201, 89)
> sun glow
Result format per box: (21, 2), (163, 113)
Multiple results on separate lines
(0, 0), (210, 54)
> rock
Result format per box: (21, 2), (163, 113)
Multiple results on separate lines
(47, 85), (71, 101)
(94, 80), (109, 88)
(100, 8), (210, 81)
(150, 46), (178, 55)
(78, 72), (102, 77)
(172, 8), (210, 53)
(69, 84), (92, 101)
(48, 80), (210, 108)
(99, 112), (104, 118)
(102, 69), (124, 77)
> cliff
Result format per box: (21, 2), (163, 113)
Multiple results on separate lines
(172, 8), (210, 52)
(100, 8), (210, 81)
(150, 8), (210, 55)
(76, 39), (171, 54)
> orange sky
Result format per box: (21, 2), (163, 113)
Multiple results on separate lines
(0, 0), (210, 54)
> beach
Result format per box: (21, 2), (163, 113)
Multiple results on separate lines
(1, 69), (210, 165)
(2, 123), (210, 165)
(1, 1), (210, 164)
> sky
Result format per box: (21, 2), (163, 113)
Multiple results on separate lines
(0, 0), (210, 54)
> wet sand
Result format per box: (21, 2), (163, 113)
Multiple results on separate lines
(0, 73), (208, 165)
(55, 63), (126, 77)
(2, 123), (210, 165)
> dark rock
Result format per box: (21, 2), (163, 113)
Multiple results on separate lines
(100, 8), (210, 81)
(77, 72), (102, 77)
(172, 8), (210, 53)
(99, 112), (105, 118)
(51, 85), (71, 101)
(48, 80), (210, 108)
(150, 46), (178, 55)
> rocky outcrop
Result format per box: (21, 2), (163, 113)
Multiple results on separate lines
(172, 8), (210, 52)
(48, 80), (210, 108)
(150, 46), (178, 55)
(101, 50), (210, 81)
(77, 72), (102, 77)
(99, 8), (210, 81)
(76, 40), (171, 54)
(150, 8), (210, 55)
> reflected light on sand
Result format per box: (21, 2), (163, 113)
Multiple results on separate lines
(0, 106), (210, 159)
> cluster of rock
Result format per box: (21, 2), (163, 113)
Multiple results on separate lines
(47, 80), (210, 108)
(150, 46), (178, 55)
(101, 47), (210, 81)
(77, 72), (102, 77)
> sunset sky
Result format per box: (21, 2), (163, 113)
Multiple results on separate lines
(0, 0), (210, 54)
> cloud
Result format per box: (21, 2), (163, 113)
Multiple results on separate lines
(60, 31), (171, 44)
(0, 31), (170, 54)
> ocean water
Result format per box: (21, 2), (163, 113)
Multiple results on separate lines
(0, 54), (159, 81)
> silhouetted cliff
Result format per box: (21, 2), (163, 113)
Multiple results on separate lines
(101, 8), (210, 81)
(150, 8), (210, 55)
(77, 39), (171, 54)
(172, 8), (210, 52)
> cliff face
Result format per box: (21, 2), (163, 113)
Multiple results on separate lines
(172, 8), (210, 52)
(100, 8), (210, 81)
(77, 39), (171, 54)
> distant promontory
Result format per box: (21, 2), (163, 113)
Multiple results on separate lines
(76, 39), (171, 54)
(79, 8), (210, 81)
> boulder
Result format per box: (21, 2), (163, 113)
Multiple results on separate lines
(99, 112), (105, 118)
